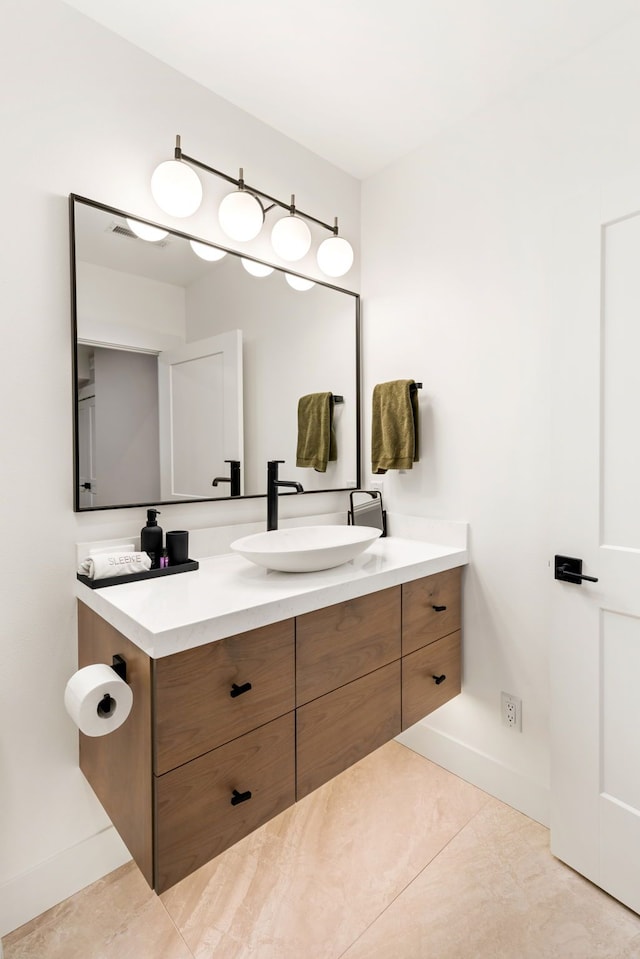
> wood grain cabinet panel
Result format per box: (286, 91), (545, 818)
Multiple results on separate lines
(296, 587), (401, 706)
(154, 620), (295, 774)
(402, 630), (461, 730)
(77, 602), (154, 887)
(296, 661), (401, 799)
(402, 568), (461, 655)
(154, 712), (295, 892)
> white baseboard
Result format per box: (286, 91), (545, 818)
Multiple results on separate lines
(0, 827), (131, 938)
(396, 722), (550, 828)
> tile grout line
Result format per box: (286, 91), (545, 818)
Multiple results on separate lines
(333, 794), (494, 959)
(157, 896), (198, 959)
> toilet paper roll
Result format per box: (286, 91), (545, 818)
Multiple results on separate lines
(64, 663), (133, 737)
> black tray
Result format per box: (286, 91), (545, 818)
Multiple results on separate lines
(77, 559), (199, 589)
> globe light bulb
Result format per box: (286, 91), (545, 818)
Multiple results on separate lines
(218, 190), (264, 241)
(125, 218), (169, 242)
(189, 240), (227, 261)
(151, 159), (203, 217)
(271, 213), (312, 261)
(241, 258), (274, 277)
(317, 234), (354, 277)
(285, 273), (315, 291)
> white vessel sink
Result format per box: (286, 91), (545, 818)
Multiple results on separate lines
(230, 525), (382, 573)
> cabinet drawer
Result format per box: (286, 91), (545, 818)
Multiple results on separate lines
(401, 630), (461, 730)
(154, 712), (295, 892)
(296, 660), (401, 799)
(296, 587), (401, 706)
(154, 620), (295, 774)
(402, 568), (461, 655)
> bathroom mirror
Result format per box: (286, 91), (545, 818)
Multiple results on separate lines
(70, 195), (360, 511)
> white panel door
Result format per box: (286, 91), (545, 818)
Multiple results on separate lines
(158, 330), (243, 499)
(551, 179), (640, 913)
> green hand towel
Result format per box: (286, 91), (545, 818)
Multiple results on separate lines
(296, 392), (337, 472)
(371, 380), (419, 474)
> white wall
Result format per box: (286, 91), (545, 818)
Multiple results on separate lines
(0, 0), (359, 936)
(363, 15), (640, 825)
(76, 260), (186, 350)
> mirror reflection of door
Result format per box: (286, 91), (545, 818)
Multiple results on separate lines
(77, 394), (96, 508)
(157, 330), (243, 499)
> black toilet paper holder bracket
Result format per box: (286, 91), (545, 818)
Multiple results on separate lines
(111, 654), (127, 683)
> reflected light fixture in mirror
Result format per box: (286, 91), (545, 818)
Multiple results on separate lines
(241, 258), (274, 277)
(150, 135), (354, 277)
(126, 218), (169, 242)
(190, 239), (227, 261)
(285, 273), (315, 291)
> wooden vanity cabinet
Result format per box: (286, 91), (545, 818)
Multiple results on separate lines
(76, 602), (154, 887)
(297, 661), (401, 798)
(76, 565), (463, 892)
(402, 631), (461, 730)
(77, 604), (296, 893)
(295, 587), (402, 798)
(154, 713), (295, 892)
(401, 567), (462, 730)
(296, 587), (401, 705)
(154, 620), (295, 775)
(402, 567), (461, 655)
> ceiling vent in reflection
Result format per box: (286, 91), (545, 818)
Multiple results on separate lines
(106, 221), (170, 248)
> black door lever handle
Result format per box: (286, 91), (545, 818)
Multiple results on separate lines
(555, 555), (599, 585)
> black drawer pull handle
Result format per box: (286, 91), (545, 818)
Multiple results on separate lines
(432, 674), (446, 685)
(230, 681), (252, 698)
(230, 788), (252, 806)
(432, 604), (447, 612)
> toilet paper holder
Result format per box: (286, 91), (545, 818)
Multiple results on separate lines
(111, 654), (127, 683)
(97, 655), (128, 719)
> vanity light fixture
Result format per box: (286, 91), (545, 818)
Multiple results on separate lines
(240, 258), (274, 278)
(271, 196), (312, 261)
(285, 273), (315, 291)
(218, 171), (265, 241)
(150, 135), (354, 277)
(151, 159), (203, 217)
(317, 219), (355, 277)
(125, 218), (169, 242)
(189, 239), (227, 261)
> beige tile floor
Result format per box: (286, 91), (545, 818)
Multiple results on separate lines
(5, 741), (640, 959)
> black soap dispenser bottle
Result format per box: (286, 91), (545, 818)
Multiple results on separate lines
(141, 508), (162, 568)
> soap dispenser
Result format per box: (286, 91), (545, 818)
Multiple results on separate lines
(141, 508), (162, 568)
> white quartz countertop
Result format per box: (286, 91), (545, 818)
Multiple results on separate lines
(75, 535), (467, 659)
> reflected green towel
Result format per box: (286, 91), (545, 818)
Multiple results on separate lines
(371, 380), (419, 474)
(296, 392), (337, 472)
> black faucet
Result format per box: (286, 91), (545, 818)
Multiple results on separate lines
(267, 460), (303, 531)
(212, 460), (241, 497)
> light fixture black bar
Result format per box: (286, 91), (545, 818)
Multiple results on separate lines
(175, 137), (338, 235)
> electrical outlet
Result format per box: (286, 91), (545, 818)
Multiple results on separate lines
(501, 692), (522, 731)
